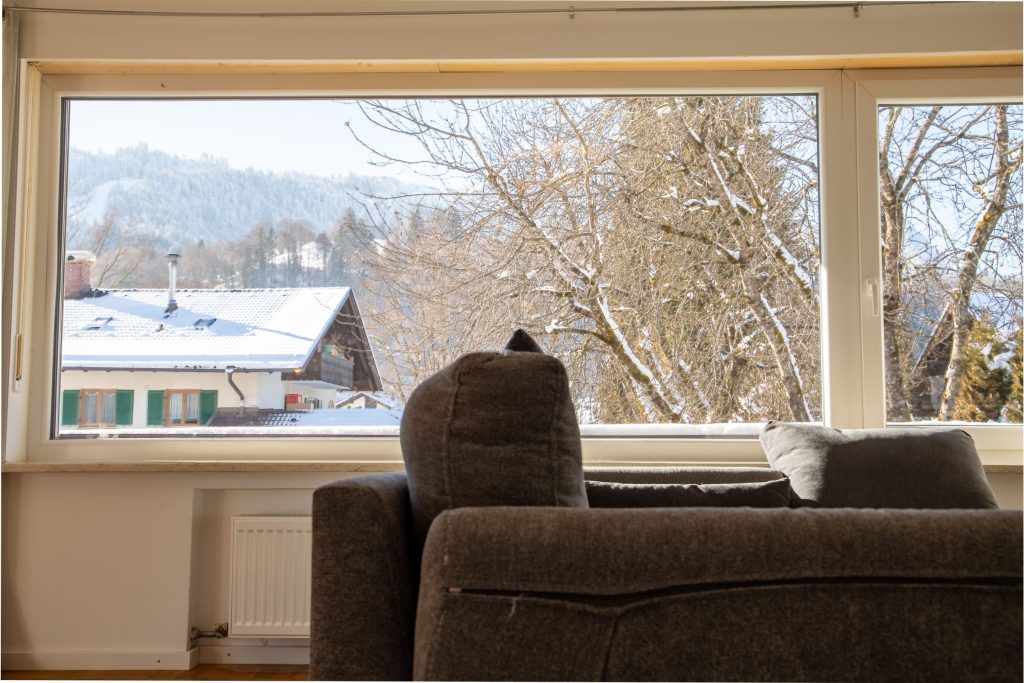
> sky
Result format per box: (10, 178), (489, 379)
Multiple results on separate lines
(68, 99), (434, 184)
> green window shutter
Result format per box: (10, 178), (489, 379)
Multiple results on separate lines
(199, 390), (218, 425)
(61, 390), (80, 426)
(199, 393), (218, 423)
(147, 390), (165, 426)
(115, 389), (134, 426)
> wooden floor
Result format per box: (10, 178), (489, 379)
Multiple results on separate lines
(0, 664), (308, 680)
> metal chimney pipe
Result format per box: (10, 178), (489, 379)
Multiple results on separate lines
(166, 252), (179, 313)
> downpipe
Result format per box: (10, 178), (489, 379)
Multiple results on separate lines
(225, 366), (245, 415)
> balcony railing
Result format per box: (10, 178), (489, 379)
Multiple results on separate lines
(291, 351), (354, 389)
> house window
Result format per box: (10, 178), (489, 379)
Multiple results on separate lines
(61, 389), (134, 428)
(148, 389), (218, 427)
(166, 390), (200, 426)
(82, 389), (116, 427)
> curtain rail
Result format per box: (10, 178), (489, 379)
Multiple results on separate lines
(1, 2), (955, 20)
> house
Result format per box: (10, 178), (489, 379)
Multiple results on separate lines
(1, 0), (1021, 678)
(333, 390), (401, 411)
(60, 253), (383, 429)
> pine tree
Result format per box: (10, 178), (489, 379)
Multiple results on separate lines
(1006, 325), (1022, 423)
(953, 315), (1013, 422)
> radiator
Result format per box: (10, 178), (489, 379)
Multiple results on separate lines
(229, 516), (312, 638)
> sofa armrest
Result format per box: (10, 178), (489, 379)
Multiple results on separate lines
(311, 472), (417, 681)
(415, 507), (1022, 682)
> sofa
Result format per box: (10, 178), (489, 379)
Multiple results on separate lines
(310, 465), (1022, 682)
(310, 332), (1022, 681)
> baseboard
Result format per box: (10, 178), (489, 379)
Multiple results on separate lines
(199, 644), (309, 665)
(1, 648), (198, 671)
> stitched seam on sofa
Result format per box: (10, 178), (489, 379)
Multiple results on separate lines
(451, 575), (1023, 609)
(440, 583), (1023, 625)
(598, 612), (621, 681)
(441, 568), (1022, 596)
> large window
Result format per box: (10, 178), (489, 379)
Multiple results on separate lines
(55, 94), (822, 437)
(8, 67), (1020, 463)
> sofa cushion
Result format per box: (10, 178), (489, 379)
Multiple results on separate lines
(585, 478), (793, 508)
(400, 329), (588, 546)
(760, 421), (998, 509)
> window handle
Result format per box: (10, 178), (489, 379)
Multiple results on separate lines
(865, 277), (881, 317)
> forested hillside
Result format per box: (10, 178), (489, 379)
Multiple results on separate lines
(66, 144), (429, 247)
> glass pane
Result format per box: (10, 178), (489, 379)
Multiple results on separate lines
(879, 104), (1023, 423)
(168, 393), (183, 423)
(185, 393), (199, 422)
(101, 392), (116, 425)
(57, 96), (821, 435)
(83, 392), (98, 424)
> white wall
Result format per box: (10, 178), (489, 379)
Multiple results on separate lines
(256, 372), (286, 412)
(2, 0), (1022, 672)
(1, 471), (358, 670)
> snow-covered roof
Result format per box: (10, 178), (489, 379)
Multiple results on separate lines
(62, 287), (353, 371)
(209, 407), (402, 428)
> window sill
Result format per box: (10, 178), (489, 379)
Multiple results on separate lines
(1, 460), (406, 473)
(3, 460), (1019, 475)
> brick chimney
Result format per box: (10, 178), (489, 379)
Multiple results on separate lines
(64, 251), (96, 299)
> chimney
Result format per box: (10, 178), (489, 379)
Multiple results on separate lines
(166, 252), (179, 314)
(64, 251), (95, 299)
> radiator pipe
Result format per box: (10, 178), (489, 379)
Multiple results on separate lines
(225, 366), (245, 414)
(190, 623), (229, 641)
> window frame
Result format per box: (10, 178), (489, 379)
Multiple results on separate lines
(5, 65), (1021, 466)
(848, 68), (1023, 467)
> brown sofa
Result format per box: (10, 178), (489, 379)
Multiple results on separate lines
(310, 466), (1023, 682)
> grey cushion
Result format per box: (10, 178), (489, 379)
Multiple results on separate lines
(400, 329), (588, 546)
(585, 477), (793, 508)
(760, 421), (998, 509)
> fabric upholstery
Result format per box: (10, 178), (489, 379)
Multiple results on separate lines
(400, 330), (587, 547)
(760, 422), (999, 508)
(585, 477), (793, 507)
(310, 473), (418, 681)
(584, 466), (785, 485)
(415, 506), (1022, 682)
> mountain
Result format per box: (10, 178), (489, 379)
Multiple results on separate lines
(66, 144), (436, 249)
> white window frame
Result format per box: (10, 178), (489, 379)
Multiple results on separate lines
(848, 67), (1024, 468)
(5, 65), (1021, 467)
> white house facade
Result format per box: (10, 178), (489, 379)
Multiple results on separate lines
(59, 256), (382, 430)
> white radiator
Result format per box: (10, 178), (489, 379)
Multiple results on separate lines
(229, 516), (312, 638)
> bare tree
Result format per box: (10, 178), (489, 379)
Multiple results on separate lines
(70, 208), (160, 288)
(880, 104), (1022, 421)
(351, 96), (822, 423)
